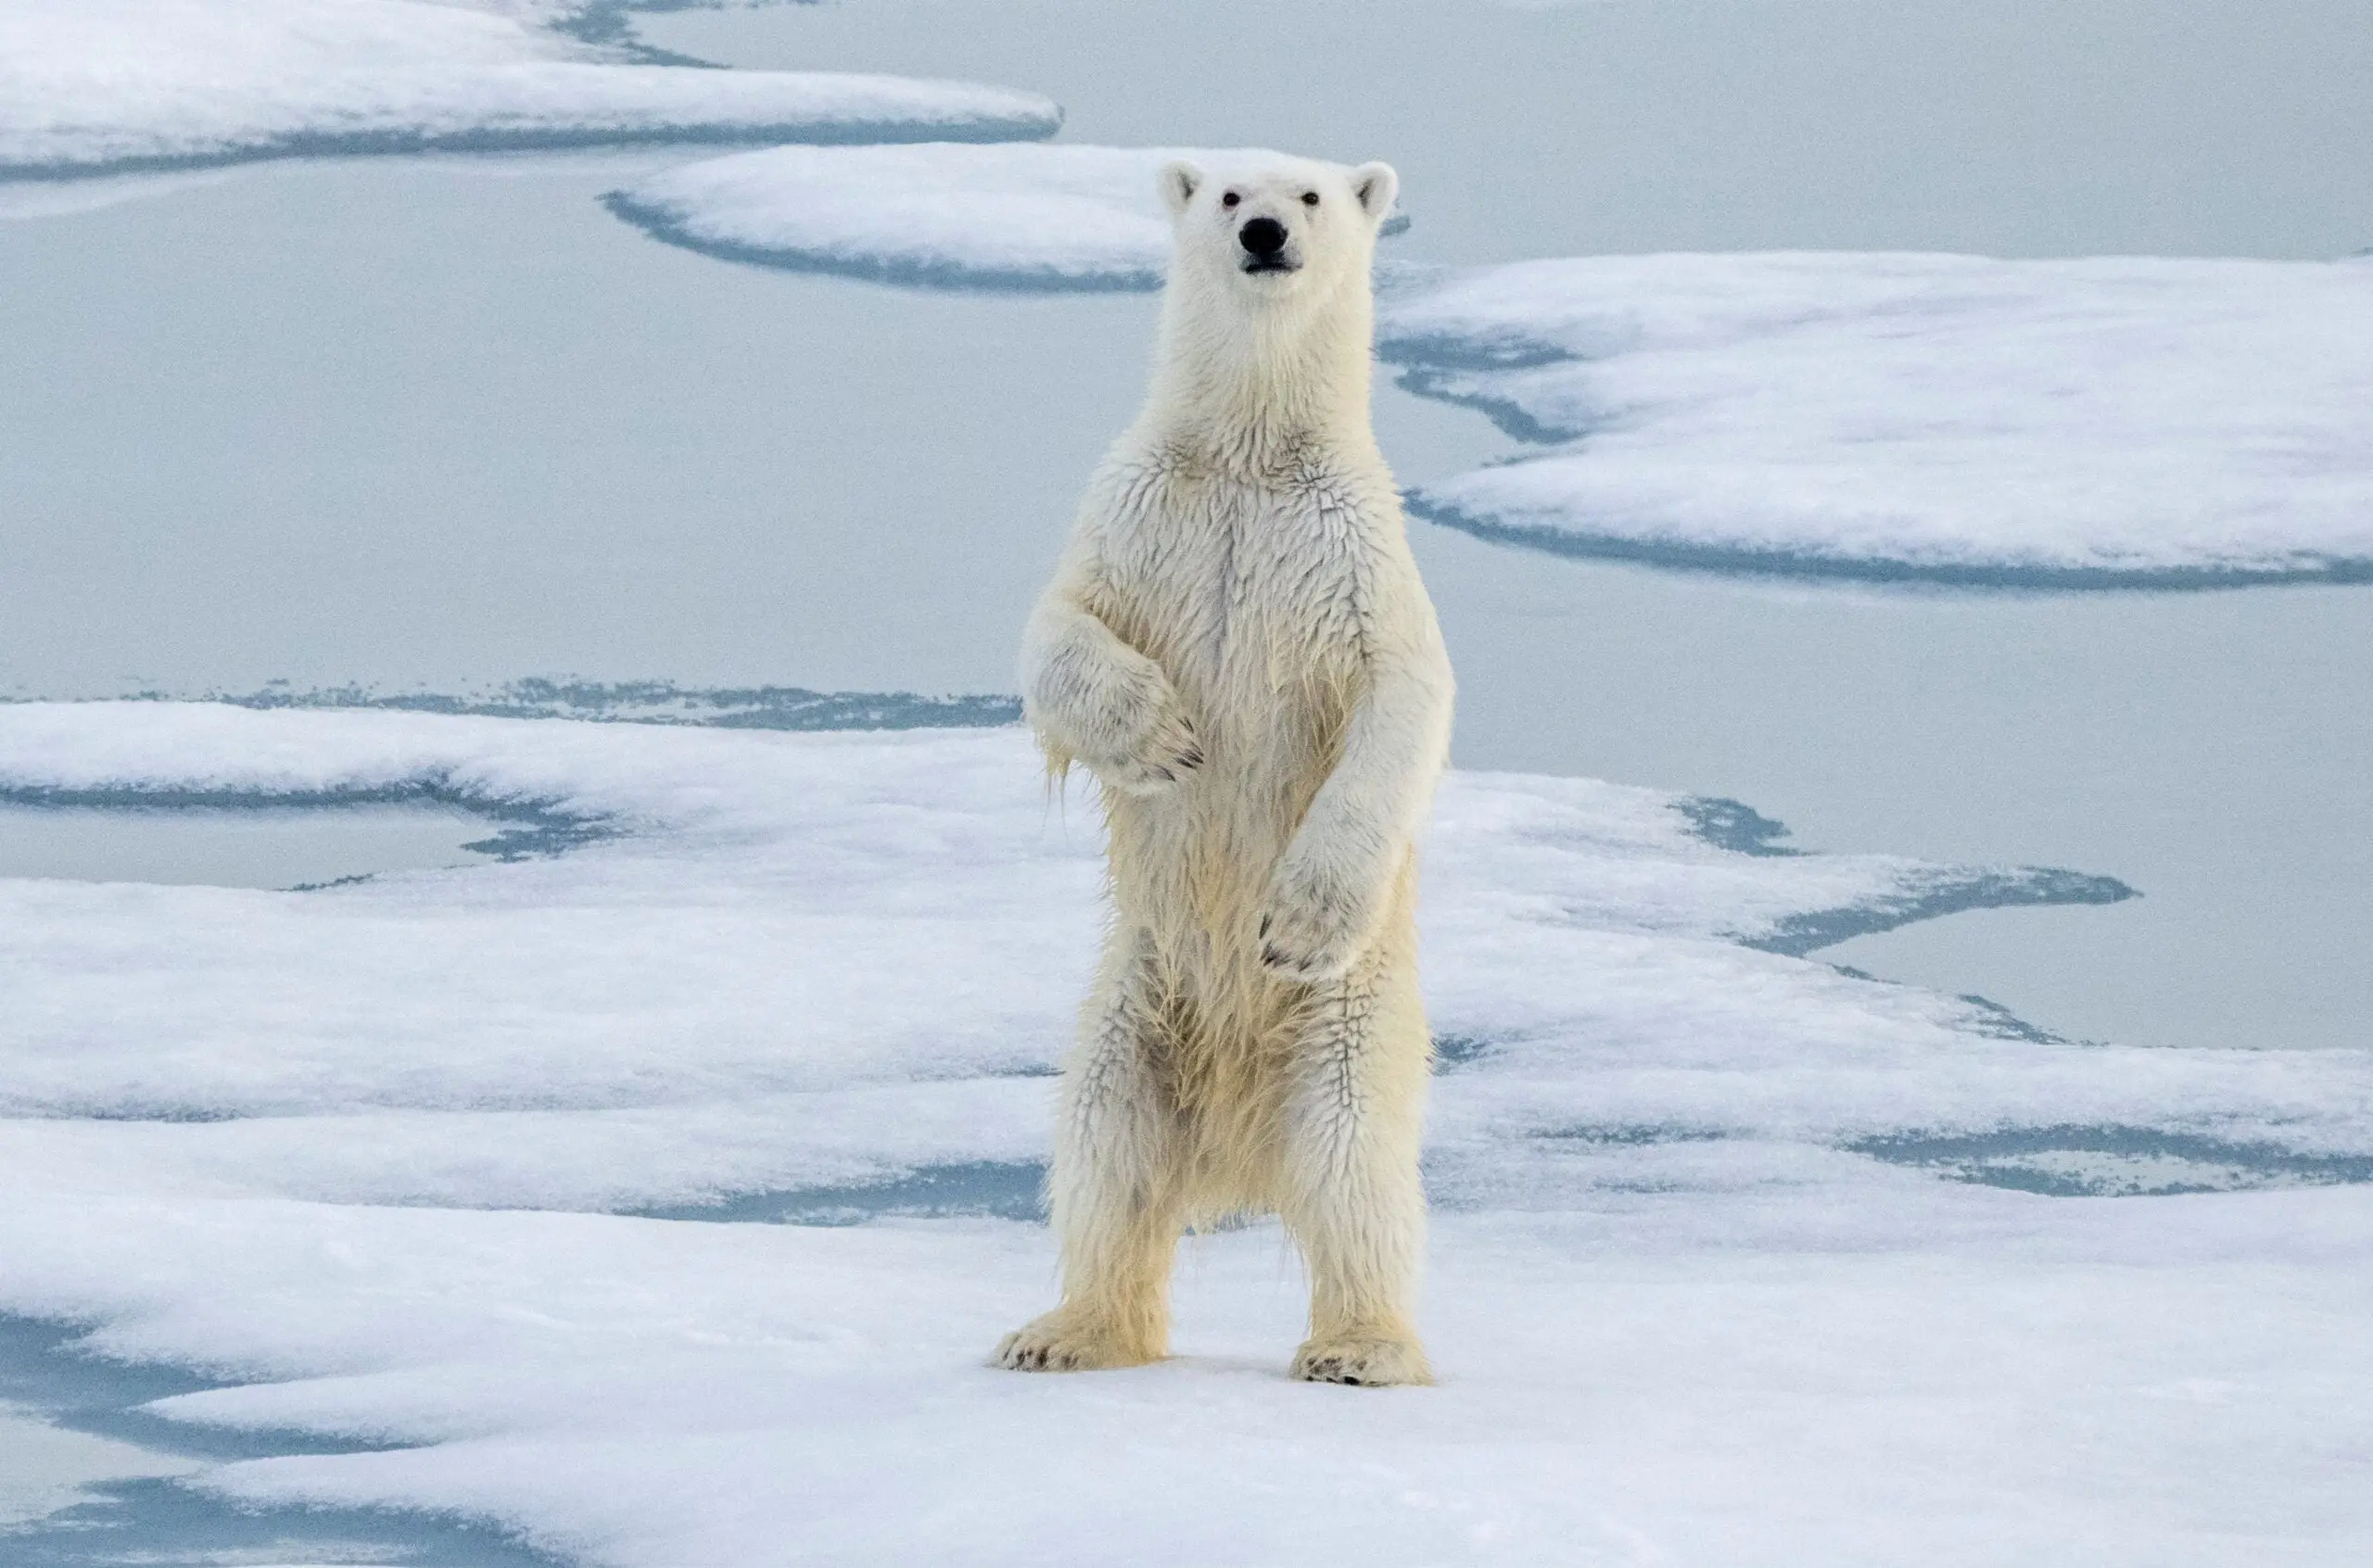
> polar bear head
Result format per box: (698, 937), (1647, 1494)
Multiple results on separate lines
(1156, 153), (1399, 314)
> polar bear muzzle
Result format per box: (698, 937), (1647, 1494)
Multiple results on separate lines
(1237, 215), (1298, 274)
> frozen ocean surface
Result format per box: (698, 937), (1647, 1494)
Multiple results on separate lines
(0, 0), (1058, 178)
(1377, 252), (2373, 585)
(611, 142), (1255, 290)
(0, 702), (2367, 1563)
(606, 140), (1413, 287)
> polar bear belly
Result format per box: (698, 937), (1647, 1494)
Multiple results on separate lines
(1092, 472), (1363, 1053)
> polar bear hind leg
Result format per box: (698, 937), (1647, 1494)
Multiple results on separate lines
(995, 929), (1185, 1372)
(1277, 918), (1434, 1387)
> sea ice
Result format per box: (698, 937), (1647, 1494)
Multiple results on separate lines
(0, 701), (2366, 1563)
(593, 164), (2373, 585)
(0, 1), (1060, 180)
(1377, 252), (2373, 585)
(605, 141), (1408, 288)
(215, 677), (1022, 731)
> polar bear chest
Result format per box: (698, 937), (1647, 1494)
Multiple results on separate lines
(1092, 464), (1368, 752)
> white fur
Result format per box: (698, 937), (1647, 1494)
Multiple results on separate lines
(996, 154), (1453, 1385)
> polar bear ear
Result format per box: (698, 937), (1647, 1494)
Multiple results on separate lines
(1159, 160), (1204, 218)
(1350, 162), (1400, 224)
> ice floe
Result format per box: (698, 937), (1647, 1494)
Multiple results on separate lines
(1, 701), (2367, 1562)
(209, 677), (1022, 731)
(0, 1), (1060, 180)
(1377, 251), (2373, 586)
(605, 142), (1406, 288)
(592, 158), (2373, 586)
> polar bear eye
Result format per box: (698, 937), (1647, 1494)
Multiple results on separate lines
(1221, 191), (1240, 209)
(1301, 191), (1320, 207)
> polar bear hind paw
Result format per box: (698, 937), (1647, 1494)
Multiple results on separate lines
(1291, 1333), (1432, 1386)
(993, 1311), (1161, 1372)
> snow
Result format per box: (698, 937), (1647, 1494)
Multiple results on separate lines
(2, 701), (2368, 1563)
(0, 1), (1060, 180)
(1377, 252), (2373, 586)
(605, 142), (1407, 289)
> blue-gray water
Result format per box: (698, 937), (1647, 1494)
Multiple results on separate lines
(645, 0), (2373, 264)
(0, 802), (497, 888)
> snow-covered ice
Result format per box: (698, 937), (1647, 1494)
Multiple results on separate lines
(5, 702), (2373, 1556)
(1378, 252), (2373, 586)
(211, 676), (1022, 731)
(605, 142), (1406, 288)
(0, 1), (1060, 180)
(1, 701), (2367, 1563)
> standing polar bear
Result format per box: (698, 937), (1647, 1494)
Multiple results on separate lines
(995, 153), (1454, 1385)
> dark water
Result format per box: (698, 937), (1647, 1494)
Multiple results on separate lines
(0, 1316), (565, 1563)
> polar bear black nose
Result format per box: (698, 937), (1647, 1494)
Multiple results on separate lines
(1238, 217), (1288, 259)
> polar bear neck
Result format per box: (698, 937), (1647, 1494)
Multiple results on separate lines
(1139, 269), (1380, 469)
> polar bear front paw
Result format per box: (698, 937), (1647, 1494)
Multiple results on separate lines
(1291, 1332), (1432, 1386)
(992, 1310), (1161, 1372)
(1091, 701), (1204, 797)
(1072, 669), (1203, 797)
(1257, 859), (1374, 983)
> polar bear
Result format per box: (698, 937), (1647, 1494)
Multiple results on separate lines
(994, 153), (1453, 1385)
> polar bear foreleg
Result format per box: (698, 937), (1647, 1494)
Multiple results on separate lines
(1259, 646), (1452, 984)
(1277, 928), (1434, 1386)
(995, 931), (1184, 1371)
(1019, 593), (1202, 796)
